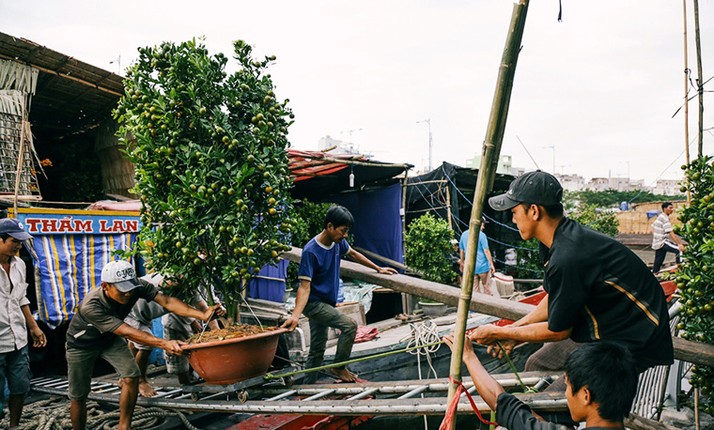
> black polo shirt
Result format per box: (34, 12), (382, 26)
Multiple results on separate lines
(544, 218), (673, 370)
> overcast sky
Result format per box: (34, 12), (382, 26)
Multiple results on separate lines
(2, 1), (713, 184)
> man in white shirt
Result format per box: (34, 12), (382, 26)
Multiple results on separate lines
(0, 218), (46, 428)
(651, 202), (685, 273)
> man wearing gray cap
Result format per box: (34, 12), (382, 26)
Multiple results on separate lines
(0, 218), (46, 429)
(470, 171), (673, 387)
(65, 260), (223, 430)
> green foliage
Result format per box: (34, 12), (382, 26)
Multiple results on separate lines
(114, 39), (294, 319)
(289, 201), (333, 248)
(566, 189), (685, 208)
(509, 205), (619, 280)
(405, 213), (456, 285)
(507, 238), (544, 280)
(568, 204), (619, 237)
(286, 201), (333, 287)
(673, 156), (714, 412)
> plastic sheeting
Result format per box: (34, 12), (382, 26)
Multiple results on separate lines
(331, 183), (404, 267)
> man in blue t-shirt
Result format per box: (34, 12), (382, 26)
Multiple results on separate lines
(459, 222), (495, 295)
(281, 205), (397, 383)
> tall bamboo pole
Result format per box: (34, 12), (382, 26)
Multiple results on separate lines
(445, 0), (530, 416)
(692, 0), (704, 156)
(682, 0), (691, 204)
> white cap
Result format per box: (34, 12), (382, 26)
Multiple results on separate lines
(101, 260), (141, 292)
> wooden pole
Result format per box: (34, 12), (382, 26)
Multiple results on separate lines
(682, 0), (691, 203)
(13, 105), (27, 214)
(446, 0), (531, 413)
(445, 184), (453, 231)
(283, 247), (714, 368)
(400, 173), (412, 315)
(692, 0), (704, 156)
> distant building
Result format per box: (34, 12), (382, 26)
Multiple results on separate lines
(652, 179), (682, 196)
(465, 154), (525, 176)
(556, 173), (585, 192)
(585, 177), (648, 192)
(586, 177), (611, 191)
(318, 135), (361, 155)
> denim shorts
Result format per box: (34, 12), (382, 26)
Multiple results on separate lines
(66, 336), (140, 400)
(0, 346), (31, 397)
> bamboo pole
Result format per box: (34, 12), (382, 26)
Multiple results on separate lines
(13, 106), (27, 214)
(401, 173), (412, 314)
(445, 184), (453, 231)
(446, 0), (531, 414)
(692, 0), (704, 156)
(682, 0), (691, 203)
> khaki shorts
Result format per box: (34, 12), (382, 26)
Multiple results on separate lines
(66, 336), (140, 400)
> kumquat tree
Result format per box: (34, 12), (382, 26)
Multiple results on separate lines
(114, 38), (294, 322)
(674, 155), (714, 413)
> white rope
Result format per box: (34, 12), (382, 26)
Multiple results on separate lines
(404, 320), (442, 379)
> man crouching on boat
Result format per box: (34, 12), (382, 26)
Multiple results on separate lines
(471, 171), (673, 389)
(65, 260), (223, 430)
(444, 336), (638, 430)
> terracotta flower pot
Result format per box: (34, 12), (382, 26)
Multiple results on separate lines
(183, 327), (288, 385)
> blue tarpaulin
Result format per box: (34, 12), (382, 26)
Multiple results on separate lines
(331, 183), (404, 266)
(247, 259), (289, 303)
(13, 208), (140, 327)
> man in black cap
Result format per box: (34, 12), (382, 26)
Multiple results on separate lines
(470, 171), (673, 388)
(0, 218), (46, 429)
(65, 260), (223, 430)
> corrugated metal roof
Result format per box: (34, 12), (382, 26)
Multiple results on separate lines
(0, 31), (124, 139)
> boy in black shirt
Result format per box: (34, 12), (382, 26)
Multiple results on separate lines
(443, 336), (637, 430)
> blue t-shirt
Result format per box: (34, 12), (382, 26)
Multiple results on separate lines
(459, 229), (490, 275)
(298, 236), (351, 306)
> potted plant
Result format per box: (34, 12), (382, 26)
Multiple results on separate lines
(115, 38), (293, 384)
(405, 213), (457, 316)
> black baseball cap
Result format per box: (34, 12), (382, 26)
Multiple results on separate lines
(488, 170), (563, 211)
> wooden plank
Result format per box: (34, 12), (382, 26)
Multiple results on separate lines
(672, 336), (714, 367)
(283, 247), (534, 321)
(282, 247), (714, 368)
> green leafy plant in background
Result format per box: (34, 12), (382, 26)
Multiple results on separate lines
(674, 156), (714, 413)
(509, 202), (619, 280)
(114, 38), (294, 322)
(568, 203), (619, 237)
(405, 213), (457, 286)
(286, 201), (333, 287)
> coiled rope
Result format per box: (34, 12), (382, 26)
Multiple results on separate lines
(404, 320), (442, 379)
(1, 396), (201, 430)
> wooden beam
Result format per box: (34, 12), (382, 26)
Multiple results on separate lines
(283, 247), (714, 368)
(284, 247), (536, 321)
(672, 337), (714, 367)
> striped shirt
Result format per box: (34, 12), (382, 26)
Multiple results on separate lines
(652, 213), (675, 250)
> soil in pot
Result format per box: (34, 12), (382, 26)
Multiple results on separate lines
(183, 324), (287, 385)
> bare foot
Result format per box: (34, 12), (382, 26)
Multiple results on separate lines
(329, 368), (358, 382)
(138, 380), (157, 397)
